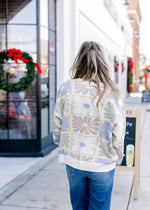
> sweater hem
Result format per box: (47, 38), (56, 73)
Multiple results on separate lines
(58, 155), (117, 172)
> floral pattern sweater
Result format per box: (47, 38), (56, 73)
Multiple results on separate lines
(53, 78), (126, 172)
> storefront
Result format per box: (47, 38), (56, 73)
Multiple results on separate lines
(0, 0), (57, 156)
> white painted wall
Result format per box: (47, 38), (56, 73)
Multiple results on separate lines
(56, 0), (132, 94)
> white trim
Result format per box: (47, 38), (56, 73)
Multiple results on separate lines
(78, 10), (124, 52)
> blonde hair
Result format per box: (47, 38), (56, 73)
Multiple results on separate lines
(70, 41), (121, 107)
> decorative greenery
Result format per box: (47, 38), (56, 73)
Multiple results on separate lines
(127, 58), (134, 93)
(114, 56), (119, 73)
(0, 50), (36, 93)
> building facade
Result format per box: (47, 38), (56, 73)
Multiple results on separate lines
(0, 0), (57, 156)
(127, 0), (142, 92)
(0, 0), (140, 156)
(56, 0), (133, 94)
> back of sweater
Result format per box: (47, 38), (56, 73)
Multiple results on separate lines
(53, 78), (126, 172)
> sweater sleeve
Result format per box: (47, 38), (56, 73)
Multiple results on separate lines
(52, 80), (71, 145)
(111, 98), (126, 165)
(52, 88), (65, 145)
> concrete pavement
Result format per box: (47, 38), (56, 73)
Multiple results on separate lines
(0, 94), (150, 210)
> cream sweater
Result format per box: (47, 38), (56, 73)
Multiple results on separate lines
(53, 78), (126, 172)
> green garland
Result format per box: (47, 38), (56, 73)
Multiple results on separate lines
(0, 51), (35, 93)
(127, 58), (133, 93)
(114, 56), (119, 73)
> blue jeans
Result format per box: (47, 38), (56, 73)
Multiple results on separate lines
(66, 165), (115, 210)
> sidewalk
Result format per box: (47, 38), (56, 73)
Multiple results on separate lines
(0, 94), (150, 210)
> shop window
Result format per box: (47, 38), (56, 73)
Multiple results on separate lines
(8, 101), (37, 139)
(0, 0), (57, 154)
(40, 0), (48, 27)
(0, 25), (6, 51)
(41, 100), (49, 137)
(24, 79), (37, 101)
(49, 98), (55, 133)
(7, 25), (37, 59)
(49, 66), (56, 99)
(1, 60), (37, 101)
(0, 102), (8, 139)
(40, 27), (48, 64)
(0, 0), (6, 23)
(40, 25), (49, 137)
(49, 0), (56, 135)
(8, 0), (36, 24)
(0, 90), (7, 101)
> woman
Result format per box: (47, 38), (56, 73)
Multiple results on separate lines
(53, 41), (126, 210)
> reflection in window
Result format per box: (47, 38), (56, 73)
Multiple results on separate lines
(0, 0), (57, 142)
(41, 64), (49, 76)
(0, 89), (7, 101)
(0, 0), (6, 23)
(49, 99), (55, 133)
(0, 25), (6, 51)
(0, 102), (7, 139)
(8, 0), (36, 24)
(49, 66), (56, 99)
(25, 79), (37, 101)
(8, 25), (37, 60)
(40, 0), (48, 27)
(41, 76), (49, 100)
(40, 26), (49, 101)
(41, 101), (49, 137)
(49, 0), (56, 137)
(9, 101), (37, 139)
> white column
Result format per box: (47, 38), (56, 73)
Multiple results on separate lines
(56, 0), (78, 89)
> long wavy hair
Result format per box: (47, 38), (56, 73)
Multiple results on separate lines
(70, 41), (121, 107)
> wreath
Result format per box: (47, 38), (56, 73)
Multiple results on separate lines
(0, 48), (41, 93)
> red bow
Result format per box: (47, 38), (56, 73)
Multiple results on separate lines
(2, 48), (42, 74)
(116, 63), (119, 73)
